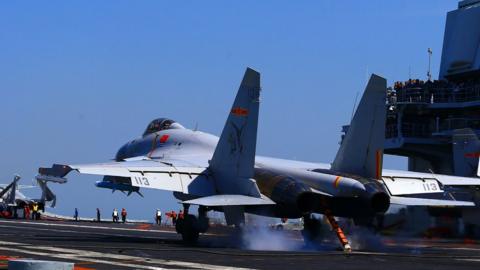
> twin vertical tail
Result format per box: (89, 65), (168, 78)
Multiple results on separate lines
(331, 74), (387, 179)
(0, 175), (21, 205)
(37, 179), (57, 207)
(209, 68), (262, 197)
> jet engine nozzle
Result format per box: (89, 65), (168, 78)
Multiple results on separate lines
(255, 168), (316, 214)
(363, 180), (390, 214)
(370, 192), (390, 213)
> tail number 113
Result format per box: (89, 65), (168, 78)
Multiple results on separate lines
(133, 176), (150, 186)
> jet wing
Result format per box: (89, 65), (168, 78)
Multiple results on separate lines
(382, 169), (480, 186)
(390, 196), (475, 206)
(381, 174), (477, 206)
(38, 158), (216, 197)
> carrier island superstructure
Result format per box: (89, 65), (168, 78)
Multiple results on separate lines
(384, 0), (480, 178)
(341, 0), (480, 236)
(341, 0), (480, 179)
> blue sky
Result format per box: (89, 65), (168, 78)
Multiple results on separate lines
(0, 1), (458, 220)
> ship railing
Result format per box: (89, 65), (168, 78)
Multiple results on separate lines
(386, 119), (480, 139)
(438, 118), (480, 132)
(388, 85), (480, 104)
(385, 123), (432, 139)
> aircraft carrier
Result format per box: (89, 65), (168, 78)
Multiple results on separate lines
(2, 1), (480, 270)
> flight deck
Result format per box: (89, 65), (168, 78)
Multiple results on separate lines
(0, 219), (479, 270)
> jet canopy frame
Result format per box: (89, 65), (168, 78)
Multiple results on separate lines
(143, 118), (179, 136)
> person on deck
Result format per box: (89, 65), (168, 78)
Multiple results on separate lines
(121, 208), (127, 223)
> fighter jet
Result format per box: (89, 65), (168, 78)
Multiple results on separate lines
(0, 174), (65, 217)
(38, 68), (480, 251)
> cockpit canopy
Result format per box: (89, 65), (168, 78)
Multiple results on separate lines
(143, 118), (184, 136)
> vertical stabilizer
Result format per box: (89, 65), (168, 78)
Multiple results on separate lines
(37, 179), (57, 207)
(331, 74), (387, 179)
(0, 175), (21, 205)
(209, 68), (261, 197)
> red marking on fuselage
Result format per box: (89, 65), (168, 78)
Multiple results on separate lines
(465, 152), (480, 158)
(375, 149), (383, 180)
(231, 107), (248, 116)
(333, 176), (342, 188)
(159, 134), (169, 143)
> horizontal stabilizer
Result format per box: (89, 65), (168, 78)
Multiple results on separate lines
(183, 194), (275, 206)
(390, 196), (475, 207)
(383, 169), (480, 186)
(38, 164), (72, 178)
(382, 177), (443, 196)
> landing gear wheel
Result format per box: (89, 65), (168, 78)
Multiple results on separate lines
(197, 216), (209, 233)
(197, 206), (210, 233)
(301, 215), (323, 243)
(176, 214), (200, 243)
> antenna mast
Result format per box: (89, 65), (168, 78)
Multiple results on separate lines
(427, 48), (432, 81)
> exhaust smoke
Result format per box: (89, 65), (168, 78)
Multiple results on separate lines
(241, 216), (304, 251)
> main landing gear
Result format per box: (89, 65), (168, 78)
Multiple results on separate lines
(175, 204), (209, 243)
